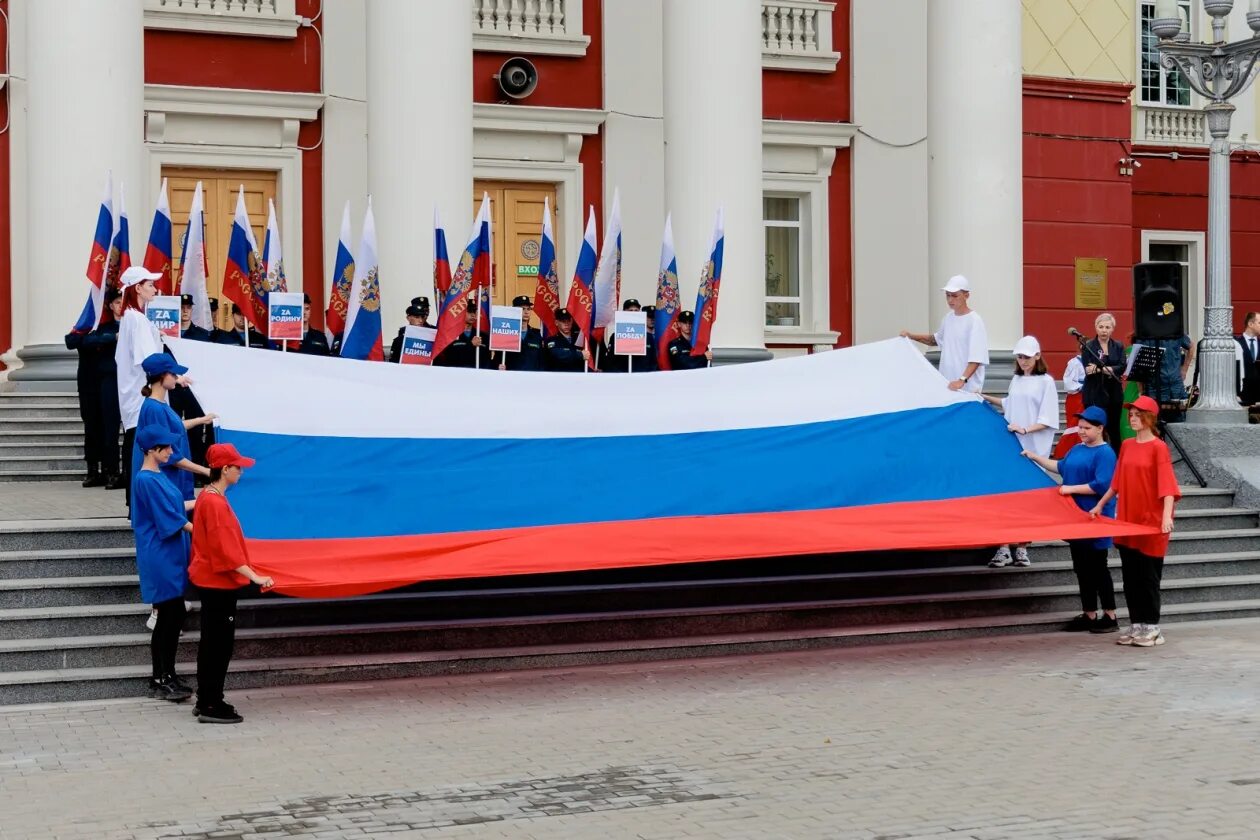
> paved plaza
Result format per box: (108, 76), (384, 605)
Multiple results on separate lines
(2, 620), (1260, 839)
(0, 482), (125, 522)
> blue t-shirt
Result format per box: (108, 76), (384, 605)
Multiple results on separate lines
(1060, 442), (1118, 549)
(131, 397), (194, 508)
(132, 469), (190, 604)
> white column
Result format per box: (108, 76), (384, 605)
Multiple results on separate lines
(927, 0), (1023, 349)
(322, 0), (368, 307)
(12, 0), (146, 383)
(663, 0), (768, 361)
(365, 0), (472, 324)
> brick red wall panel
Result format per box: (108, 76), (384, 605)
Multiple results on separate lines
(762, 1), (850, 122)
(472, 0), (601, 109)
(829, 147), (852, 346)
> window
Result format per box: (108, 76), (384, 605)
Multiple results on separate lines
(1139, 0), (1192, 107)
(765, 196), (803, 328)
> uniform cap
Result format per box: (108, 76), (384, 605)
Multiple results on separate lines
(623, 299), (641, 310)
(180, 294), (194, 307)
(643, 305), (656, 317)
(513, 295), (532, 307)
(678, 310), (695, 324)
(411, 296), (430, 308)
(209, 297), (219, 312)
(405, 306), (423, 319)
(555, 308), (573, 321)
(104, 287), (123, 304)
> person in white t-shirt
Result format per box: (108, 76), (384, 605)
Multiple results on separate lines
(900, 274), (990, 392)
(981, 335), (1060, 567)
(115, 266), (167, 507)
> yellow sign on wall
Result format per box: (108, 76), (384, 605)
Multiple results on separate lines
(1075, 258), (1108, 309)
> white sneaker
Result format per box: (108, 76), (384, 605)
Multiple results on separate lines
(145, 609), (157, 631)
(1132, 625), (1165, 647)
(1012, 547), (1031, 567)
(1117, 623), (1143, 645)
(988, 546), (1013, 568)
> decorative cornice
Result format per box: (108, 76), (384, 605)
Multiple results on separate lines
(763, 119), (857, 149)
(473, 103), (605, 136)
(1022, 75), (1134, 105)
(144, 84), (325, 121)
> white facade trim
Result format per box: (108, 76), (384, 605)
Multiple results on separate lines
(1141, 228), (1206, 345)
(473, 0), (589, 57)
(473, 102), (605, 137)
(143, 0), (301, 39)
(145, 84), (324, 123)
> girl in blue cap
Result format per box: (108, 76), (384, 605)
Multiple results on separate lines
(1022, 406), (1120, 634)
(132, 424), (197, 702)
(131, 353), (215, 507)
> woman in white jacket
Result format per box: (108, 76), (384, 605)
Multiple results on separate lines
(115, 266), (166, 507)
(981, 335), (1060, 567)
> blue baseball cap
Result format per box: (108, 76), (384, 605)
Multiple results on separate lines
(1075, 405), (1107, 426)
(136, 425), (178, 453)
(140, 353), (189, 378)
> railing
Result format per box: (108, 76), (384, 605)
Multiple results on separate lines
(473, 0), (589, 56)
(762, 0), (840, 73)
(1137, 106), (1207, 145)
(143, 0), (300, 38)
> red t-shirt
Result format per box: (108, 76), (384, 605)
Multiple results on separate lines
(189, 489), (251, 589)
(1111, 437), (1181, 557)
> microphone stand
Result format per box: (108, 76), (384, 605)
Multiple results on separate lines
(1070, 332), (1121, 383)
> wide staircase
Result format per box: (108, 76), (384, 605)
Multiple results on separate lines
(0, 392), (87, 482)
(3, 388), (1260, 705)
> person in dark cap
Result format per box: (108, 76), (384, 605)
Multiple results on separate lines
(603, 298), (656, 373)
(72, 289), (125, 487)
(667, 310), (711, 370)
(498, 294), (544, 371)
(292, 293), (331, 355)
(389, 301), (433, 363)
(214, 303), (268, 348)
(434, 297), (492, 369)
(179, 294), (213, 342)
(543, 308), (590, 372)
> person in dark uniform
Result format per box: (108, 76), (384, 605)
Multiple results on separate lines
(602, 299), (656, 373)
(1235, 311), (1260, 406)
(66, 302), (107, 487)
(214, 304), (269, 348)
(498, 295), (544, 371)
(84, 290), (126, 489)
(389, 301), (432, 363)
(543, 308), (591, 372)
(283, 293), (331, 355)
(434, 300), (491, 369)
(667, 310), (712, 371)
(179, 294), (213, 342)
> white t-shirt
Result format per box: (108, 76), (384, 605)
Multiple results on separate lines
(1001, 373), (1059, 458)
(1062, 356), (1085, 395)
(116, 308), (162, 430)
(933, 310), (989, 393)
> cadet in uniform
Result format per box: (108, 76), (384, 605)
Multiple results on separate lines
(434, 299), (491, 369)
(180, 294), (213, 342)
(602, 298), (656, 373)
(389, 301), (431, 363)
(543, 308), (591, 372)
(667, 310), (712, 371)
(293, 293), (331, 355)
(498, 295), (544, 371)
(66, 301), (107, 487)
(84, 289), (126, 489)
(214, 304), (269, 348)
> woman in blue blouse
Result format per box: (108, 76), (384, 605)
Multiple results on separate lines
(1022, 406), (1119, 634)
(131, 353), (214, 507)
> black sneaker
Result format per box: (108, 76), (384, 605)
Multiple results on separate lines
(81, 473), (106, 488)
(171, 675), (194, 693)
(197, 703), (243, 724)
(1090, 615), (1120, 634)
(151, 675), (192, 703)
(1063, 613), (1095, 632)
(104, 474), (126, 490)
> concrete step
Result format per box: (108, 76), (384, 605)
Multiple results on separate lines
(0, 430), (92, 446)
(0, 392), (80, 401)
(1168, 508), (1260, 532)
(0, 404), (85, 419)
(0, 576), (139, 608)
(1177, 486), (1236, 510)
(0, 442), (84, 457)
(0, 418), (86, 434)
(0, 519), (133, 552)
(0, 455), (90, 472)
(4, 605), (1259, 706)
(1033, 528), (1260, 561)
(0, 470), (87, 483)
(0, 547), (137, 580)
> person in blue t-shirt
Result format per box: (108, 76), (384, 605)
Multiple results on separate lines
(131, 353), (214, 512)
(1022, 405), (1119, 634)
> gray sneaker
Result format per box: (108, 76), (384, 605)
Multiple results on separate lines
(1117, 623), (1143, 645)
(1012, 547), (1031, 567)
(1132, 625), (1165, 647)
(988, 546), (1012, 568)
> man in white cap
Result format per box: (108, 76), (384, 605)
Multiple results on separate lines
(901, 274), (990, 393)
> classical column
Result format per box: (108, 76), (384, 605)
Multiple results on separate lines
(365, 0), (473, 323)
(926, 0), (1023, 349)
(10, 0), (147, 386)
(663, 0), (769, 362)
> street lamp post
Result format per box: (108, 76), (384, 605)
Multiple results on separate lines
(1154, 0), (1260, 421)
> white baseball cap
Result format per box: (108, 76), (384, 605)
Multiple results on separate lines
(120, 266), (163, 288)
(1013, 335), (1041, 357)
(942, 275), (970, 293)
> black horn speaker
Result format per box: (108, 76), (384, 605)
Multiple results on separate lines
(495, 57), (538, 100)
(1133, 261), (1186, 340)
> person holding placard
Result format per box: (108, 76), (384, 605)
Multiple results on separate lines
(543, 308), (591, 372)
(667, 310), (711, 371)
(180, 294), (213, 342)
(499, 295), (544, 371)
(435, 300), (491, 369)
(389, 303), (430, 363)
(116, 266), (166, 506)
(293, 293), (331, 355)
(605, 299), (656, 373)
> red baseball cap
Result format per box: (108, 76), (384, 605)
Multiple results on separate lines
(206, 443), (256, 469)
(1124, 395), (1160, 414)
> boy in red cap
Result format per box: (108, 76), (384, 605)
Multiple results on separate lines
(189, 443), (274, 724)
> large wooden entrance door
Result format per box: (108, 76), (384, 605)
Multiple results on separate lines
(473, 182), (559, 318)
(164, 168), (278, 330)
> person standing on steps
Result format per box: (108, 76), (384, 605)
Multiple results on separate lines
(900, 274), (989, 393)
(81, 289), (126, 489)
(189, 443), (274, 725)
(132, 354), (214, 509)
(115, 266), (166, 507)
(1022, 406), (1120, 633)
(131, 424), (196, 703)
(1080, 312), (1125, 453)
(979, 335), (1059, 568)
(1090, 395), (1181, 648)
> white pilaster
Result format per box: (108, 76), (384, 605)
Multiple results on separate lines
(322, 0), (368, 311)
(927, 0), (1023, 348)
(14, 0), (146, 378)
(852, 0), (929, 346)
(365, 0), (472, 324)
(663, 0), (768, 359)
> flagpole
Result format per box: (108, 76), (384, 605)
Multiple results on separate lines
(475, 288), (483, 370)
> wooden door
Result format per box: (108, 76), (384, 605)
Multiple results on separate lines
(164, 168), (277, 330)
(473, 181), (559, 322)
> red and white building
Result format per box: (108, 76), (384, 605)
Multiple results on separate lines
(0, 0), (1256, 382)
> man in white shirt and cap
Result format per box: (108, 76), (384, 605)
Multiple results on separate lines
(901, 275), (990, 393)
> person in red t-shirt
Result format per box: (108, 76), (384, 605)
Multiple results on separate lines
(189, 443), (274, 724)
(1090, 395), (1181, 648)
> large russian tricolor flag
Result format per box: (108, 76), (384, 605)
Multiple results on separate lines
(168, 336), (1154, 598)
(71, 173), (114, 333)
(143, 179), (174, 295)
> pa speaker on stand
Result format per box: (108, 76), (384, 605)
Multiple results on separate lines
(1133, 261), (1186, 340)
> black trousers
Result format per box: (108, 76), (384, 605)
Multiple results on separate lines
(150, 597), (187, 680)
(98, 376), (121, 475)
(196, 587), (241, 706)
(1069, 541), (1116, 613)
(77, 375), (103, 473)
(168, 386), (213, 468)
(122, 427), (135, 507)
(1119, 545), (1165, 624)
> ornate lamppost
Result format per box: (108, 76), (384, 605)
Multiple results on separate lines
(1154, 0), (1260, 420)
